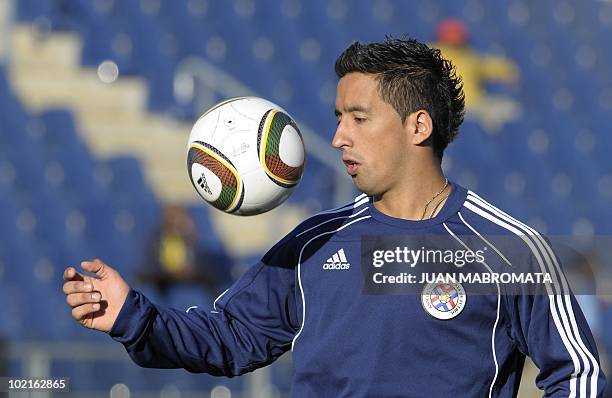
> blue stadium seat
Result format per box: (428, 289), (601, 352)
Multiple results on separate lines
(15, 0), (54, 21)
(186, 205), (235, 288)
(102, 156), (160, 237)
(0, 283), (26, 339)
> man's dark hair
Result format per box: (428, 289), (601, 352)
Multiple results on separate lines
(335, 37), (465, 160)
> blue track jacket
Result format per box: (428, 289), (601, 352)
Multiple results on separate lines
(109, 182), (606, 397)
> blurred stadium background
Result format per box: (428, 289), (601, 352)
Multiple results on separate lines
(0, 0), (611, 397)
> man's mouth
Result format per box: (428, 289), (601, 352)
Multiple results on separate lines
(343, 159), (361, 176)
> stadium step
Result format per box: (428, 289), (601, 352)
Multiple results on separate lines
(10, 69), (146, 114)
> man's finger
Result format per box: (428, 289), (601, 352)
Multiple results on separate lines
(62, 281), (94, 295)
(72, 303), (101, 321)
(66, 292), (101, 308)
(63, 267), (85, 282)
(81, 259), (111, 278)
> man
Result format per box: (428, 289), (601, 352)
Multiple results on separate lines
(137, 204), (226, 298)
(63, 38), (606, 397)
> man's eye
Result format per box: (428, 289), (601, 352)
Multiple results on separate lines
(355, 117), (366, 123)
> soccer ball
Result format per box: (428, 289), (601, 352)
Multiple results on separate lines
(187, 96), (306, 216)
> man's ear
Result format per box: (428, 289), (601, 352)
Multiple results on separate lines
(409, 110), (433, 145)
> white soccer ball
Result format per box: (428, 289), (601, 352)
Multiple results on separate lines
(187, 96), (306, 216)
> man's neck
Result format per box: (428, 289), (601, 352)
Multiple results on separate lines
(372, 161), (449, 221)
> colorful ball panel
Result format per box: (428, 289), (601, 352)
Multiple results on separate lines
(257, 110), (305, 188)
(187, 141), (244, 212)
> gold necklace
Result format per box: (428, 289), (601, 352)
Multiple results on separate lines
(427, 190), (451, 219)
(420, 178), (449, 220)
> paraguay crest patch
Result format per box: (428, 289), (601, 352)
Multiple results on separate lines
(421, 282), (466, 320)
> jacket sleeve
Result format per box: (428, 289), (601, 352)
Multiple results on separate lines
(504, 245), (606, 397)
(108, 235), (300, 377)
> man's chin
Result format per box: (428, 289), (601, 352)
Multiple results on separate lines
(352, 177), (376, 196)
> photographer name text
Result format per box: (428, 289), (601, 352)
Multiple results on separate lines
(372, 272), (553, 284)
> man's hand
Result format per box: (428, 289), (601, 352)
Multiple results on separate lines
(62, 259), (130, 332)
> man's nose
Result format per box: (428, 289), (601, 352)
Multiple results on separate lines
(332, 121), (350, 149)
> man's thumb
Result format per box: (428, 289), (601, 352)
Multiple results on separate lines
(81, 259), (112, 278)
